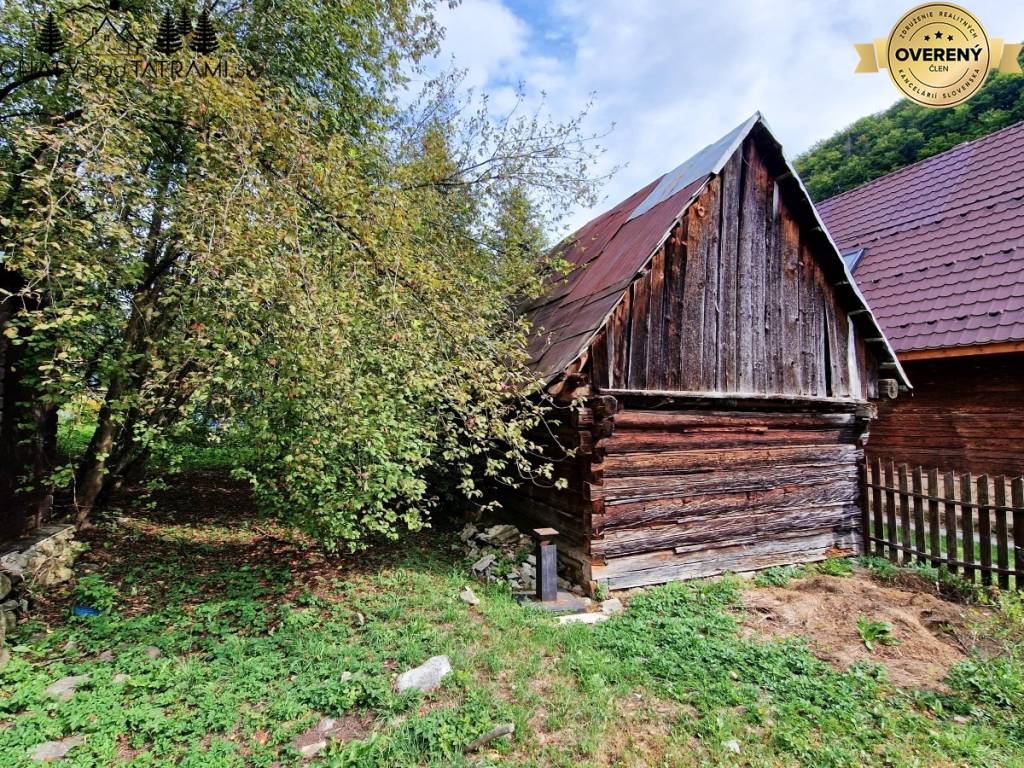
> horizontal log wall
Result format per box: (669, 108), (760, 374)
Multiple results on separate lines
(588, 136), (877, 400)
(590, 398), (869, 590)
(868, 353), (1024, 476)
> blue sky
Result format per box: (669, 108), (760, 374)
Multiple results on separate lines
(428, 0), (1024, 231)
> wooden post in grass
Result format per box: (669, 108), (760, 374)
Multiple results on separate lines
(532, 528), (559, 602)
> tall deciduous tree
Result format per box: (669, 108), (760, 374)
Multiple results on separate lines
(0, 2), (604, 546)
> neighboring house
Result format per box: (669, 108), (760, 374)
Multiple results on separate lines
(819, 122), (1024, 476)
(514, 114), (907, 593)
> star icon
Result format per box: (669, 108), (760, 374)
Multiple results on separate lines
(934, 30), (944, 39)
(924, 35), (931, 41)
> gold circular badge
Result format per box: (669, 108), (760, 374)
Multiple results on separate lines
(886, 3), (990, 107)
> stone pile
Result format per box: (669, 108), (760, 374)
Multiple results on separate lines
(460, 523), (539, 592)
(1, 525), (81, 587)
(0, 525), (82, 669)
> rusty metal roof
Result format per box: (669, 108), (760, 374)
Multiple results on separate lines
(818, 121), (1024, 355)
(526, 113), (907, 388)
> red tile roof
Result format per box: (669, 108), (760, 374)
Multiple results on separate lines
(818, 121), (1024, 355)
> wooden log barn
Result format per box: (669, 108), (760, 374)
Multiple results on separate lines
(514, 114), (910, 592)
(819, 121), (1024, 477)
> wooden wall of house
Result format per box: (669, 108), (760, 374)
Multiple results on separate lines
(587, 137), (879, 400)
(582, 396), (869, 590)
(506, 133), (898, 593)
(867, 353), (1024, 476)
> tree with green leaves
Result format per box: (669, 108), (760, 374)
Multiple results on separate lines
(0, 2), (603, 547)
(797, 48), (1024, 200)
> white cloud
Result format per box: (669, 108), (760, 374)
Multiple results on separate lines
(432, 0), (528, 90)
(431, 0), (1024, 231)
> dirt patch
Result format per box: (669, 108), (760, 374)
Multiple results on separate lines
(740, 572), (981, 690)
(293, 713), (373, 756)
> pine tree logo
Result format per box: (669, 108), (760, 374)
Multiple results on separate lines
(35, 11), (64, 57)
(189, 5), (218, 55)
(154, 9), (183, 55)
(178, 4), (193, 38)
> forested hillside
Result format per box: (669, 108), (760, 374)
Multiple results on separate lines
(796, 54), (1024, 201)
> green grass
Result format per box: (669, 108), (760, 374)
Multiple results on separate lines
(2, 486), (1023, 767)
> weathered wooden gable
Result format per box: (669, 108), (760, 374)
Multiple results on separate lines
(587, 134), (876, 399)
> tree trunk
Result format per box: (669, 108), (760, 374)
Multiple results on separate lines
(0, 266), (57, 541)
(74, 392), (121, 527)
(73, 299), (152, 526)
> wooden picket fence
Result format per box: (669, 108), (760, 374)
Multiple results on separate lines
(862, 458), (1024, 590)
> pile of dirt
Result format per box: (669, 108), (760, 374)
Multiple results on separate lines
(741, 572), (982, 690)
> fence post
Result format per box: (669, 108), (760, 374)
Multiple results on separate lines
(872, 457), (884, 558)
(859, 459), (871, 555)
(944, 472), (958, 575)
(1012, 477), (1023, 591)
(994, 476), (1009, 591)
(898, 466), (912, 563)
(927, 468), (941, 567)
(911, 467), (926, 564)
(961, 473), (975, 583)
(977, 475), (992, 587)
(885, 461), (898, 562)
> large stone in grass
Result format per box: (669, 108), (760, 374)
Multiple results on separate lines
(31, 735), (84, 761)
(557, 612), (608, 626)
(395, 655), (451, 694)
(44, 675), (89, 702)
(600, 598), (623, 615)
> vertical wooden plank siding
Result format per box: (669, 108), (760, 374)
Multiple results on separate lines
(735, 141), (757, 392)
(961, 473), (975, 582)
(994, 476), (1009, 590)
(977, 475), (992, 587)
(765, 183), (784, 393)
(780, 212), (802, 393)
(717, 151), (742, 392)
(590, 330), (610, 390)
(944, 471), (958, 574)
(627, 275), (651, 390)
(680, 177), (720, 389)
(663, 226), (686, 389)
(927, 468), (942, 567)
(592, 136), (875, 401)
(646, 248), (667, 388)
(610, 290), (631, 388)
(912, 467), (926, 563)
